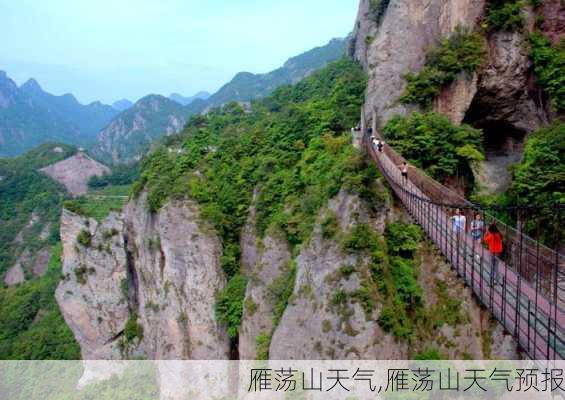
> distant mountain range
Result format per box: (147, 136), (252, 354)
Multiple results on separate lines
(169, 91), (211, 106)
(0, 72), (119, 157)
(0, 37), (347, 161)
(112, 99), (134, 112)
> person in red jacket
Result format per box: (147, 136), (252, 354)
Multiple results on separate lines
(484, 223), (503, 286)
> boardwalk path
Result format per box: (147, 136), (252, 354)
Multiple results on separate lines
(365, 133), (564, 360)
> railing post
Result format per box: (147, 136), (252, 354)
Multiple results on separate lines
(534, 220), (541, 360)
(515, 210), (524, 339)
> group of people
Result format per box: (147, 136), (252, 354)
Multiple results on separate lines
(360, 124), (505, 287)
(450, 209), (504, 286)
(367, 128), (409, 185)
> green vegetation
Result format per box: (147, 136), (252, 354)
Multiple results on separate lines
(0, 244), (80, 359)
(118, 313), (144, 357)
(508, 121), (565, 245)
(529, 33), (565, 112)
(383, 112), (484, 183)
(256, 333), (271, 360)
(268, 261), (297, 328)
(320, 211), (339, 239)
(342, 224), (377, 252)
(0, 144), (75, 278)
(375, 223), (423, 339)
(215, 274), (248, 338)
(335, 221), (424, 341)
(74, 264), (95, 285)
(64, 195), (125, 222)
(124, 313), (144, 343)
(76, 230), (92, 247)
(414, 347), (445, 360)
(432, 280), (465, 328)
(88, 162), (140, 189)
(400, 28), (485, 109)
(484, 0), (526, 32)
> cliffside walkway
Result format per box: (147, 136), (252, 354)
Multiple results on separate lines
(364, 132), (564, 360)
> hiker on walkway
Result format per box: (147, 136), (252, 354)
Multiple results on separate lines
(373, 138), (380, 150)
(470, 212), (484, 255)
(377, 140), (384, 153)
(484, 223), (503, 286)
(450, 208), (467, 239)
(400, 162), (408, 185)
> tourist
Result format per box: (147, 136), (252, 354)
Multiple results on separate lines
(450, 208), (467, 238)
(400, 162), (408, 185)
(470, 213), (484, 256)
(484, 223), (504, 286)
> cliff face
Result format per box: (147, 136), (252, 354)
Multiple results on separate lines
(350, 0), (561, 194)
(56, 193), (230, 360)
(350, 0), (486, 126)
(58, 187), (518, 360)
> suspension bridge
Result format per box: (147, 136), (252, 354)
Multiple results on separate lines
(362, 129), (564, 360)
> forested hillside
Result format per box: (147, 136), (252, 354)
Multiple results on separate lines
(0, 143), (80, 358)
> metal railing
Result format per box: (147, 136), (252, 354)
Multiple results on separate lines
(364, 132), (564, 360)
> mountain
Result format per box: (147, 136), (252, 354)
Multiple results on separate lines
(20, 79), (118, 138)
(112, 99), (134, 112)
(169, 91), (210, 106)
(0, 72), (119, 157)
(205, 38), (347, 108)
(92, 95), (188, 164)
(92, 38), (347, 164)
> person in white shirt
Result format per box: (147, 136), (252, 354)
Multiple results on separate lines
(450, 209), (467, 239)
(400, 162), (409, 185)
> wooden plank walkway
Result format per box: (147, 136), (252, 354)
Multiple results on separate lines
(365, 134), (565, 360)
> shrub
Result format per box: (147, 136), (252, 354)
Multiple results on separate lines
(331, 290), (348, 306)
(268, 261), (297, 328)
(385, 223), (422, 258)
(74, 264), (95, 285)
(529, 33), (565, 112)
(124, 313), (143, 342)
(414, 347), (444, 360)
(76, 230), (92, 247)
(400, 28), (485, 108)
(256, 333), (271, 360)
(390, 257), (423, 308)
(509, 121), (565, 245)
(321, 211), (339, 239)
(484, 0), (526, 32)
(342, 224), (378, 253)
(383, 112), (484, 182)
(215, 274), (248, 338)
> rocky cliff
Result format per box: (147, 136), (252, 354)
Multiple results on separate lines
(350, 0), (562, 194)
(57, 186), (518, 360)
(56, 193), (230, 360)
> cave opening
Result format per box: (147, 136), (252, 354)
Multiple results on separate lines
(473, 120), (527, 158)
(463, 106), (528, 195)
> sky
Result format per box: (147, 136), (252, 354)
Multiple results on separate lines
(0, 0), (359, 105)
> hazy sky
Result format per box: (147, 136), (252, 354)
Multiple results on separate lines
(0, 0), (358, 105)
